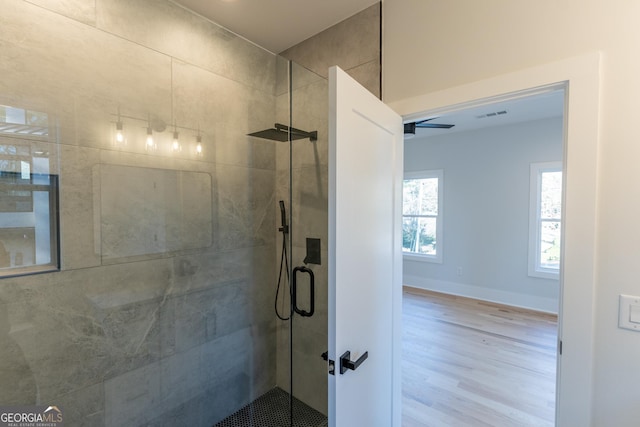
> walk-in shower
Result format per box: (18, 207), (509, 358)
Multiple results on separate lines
(0, 2), (329, 426)
(211, 58), (329, 427)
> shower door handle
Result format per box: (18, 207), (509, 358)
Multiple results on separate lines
(292, 266), (314, 317)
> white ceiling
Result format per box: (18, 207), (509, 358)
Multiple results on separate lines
(172, 0), (379, 53)
(406, 90), (565, 140)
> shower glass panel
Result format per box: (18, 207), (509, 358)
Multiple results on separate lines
(286, 60), (330, 425)
(239, 56), (330, 426)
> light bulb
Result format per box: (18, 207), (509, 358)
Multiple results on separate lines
(172, 131), (181, 152)
(196, 135), (203, 155)
(115, 121), (124, 143)
(145, 127), (155, 151)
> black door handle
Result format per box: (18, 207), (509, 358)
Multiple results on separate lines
(292, 266), (314, 317)
(339, 350), (368, 374)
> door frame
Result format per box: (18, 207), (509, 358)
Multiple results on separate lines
(387, 52), (600, 426)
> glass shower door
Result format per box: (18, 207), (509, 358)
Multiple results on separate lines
(286, 60), (329, 426)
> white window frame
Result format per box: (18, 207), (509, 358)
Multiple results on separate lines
(402, 169), (443, 264)
(528, 161), (562, 279)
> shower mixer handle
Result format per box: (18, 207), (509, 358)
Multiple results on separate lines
(292, 266), (315, 317)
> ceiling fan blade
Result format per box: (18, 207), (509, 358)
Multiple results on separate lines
(415, 122), (455, 129)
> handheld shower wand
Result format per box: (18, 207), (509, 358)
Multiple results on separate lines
(275, 200), (291, 320)
(279, 200), (289, 235)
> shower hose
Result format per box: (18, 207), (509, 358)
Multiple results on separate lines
(275, 229), (291, 320)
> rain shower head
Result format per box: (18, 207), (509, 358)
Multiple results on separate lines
(248, 123), (317, 142)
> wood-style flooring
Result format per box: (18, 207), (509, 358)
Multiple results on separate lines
(402, 287), (557, 427)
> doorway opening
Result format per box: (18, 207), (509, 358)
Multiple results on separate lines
(401, 86), (566, 426)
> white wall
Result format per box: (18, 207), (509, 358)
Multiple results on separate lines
(384, 1), (640, 425)
(404, 117), (563, 313)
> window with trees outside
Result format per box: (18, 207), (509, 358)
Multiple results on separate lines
(402, 170), (443, 263)
(529, 162), (562, 279)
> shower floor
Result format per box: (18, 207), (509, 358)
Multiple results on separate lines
(212, 387), (328, 427)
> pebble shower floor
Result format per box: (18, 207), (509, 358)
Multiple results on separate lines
(212, 387), (328, 427)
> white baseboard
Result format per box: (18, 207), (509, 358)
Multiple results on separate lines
(403, 275), (559, 314)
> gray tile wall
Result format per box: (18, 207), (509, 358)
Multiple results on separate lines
(280, 3), (381, 98)
(0, 1), (278, 425)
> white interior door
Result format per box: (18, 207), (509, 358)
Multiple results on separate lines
(328, 66), (403, 427)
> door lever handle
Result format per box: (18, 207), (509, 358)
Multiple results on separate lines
(339, 350), (368, 374)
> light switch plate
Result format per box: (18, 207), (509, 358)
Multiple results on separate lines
(619, 294), (640, 331)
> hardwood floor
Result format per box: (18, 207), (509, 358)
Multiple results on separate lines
(402, 287), (557, 427)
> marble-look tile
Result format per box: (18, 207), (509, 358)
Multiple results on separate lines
(0, 244), (278, 416)
(275, 320), (290, 393)
(171, 60), (276, 170)
(289, 165), (329, 251)
(171, 290), (217, 353)
(98, 149), (213, 174)
(134, 369), (252, 427)
(249, 321), (277, 397)
(96, 0), (276, 94)
(279, 3), (380, 80)
(345, 59), (381, 99)
(2, 272), (116, 400)
(292, 338), (329, 414)
(25, 0), (97, 26)
(202, 372), (252, 426)
(213, 164), (275, 251)
(56, 382), (105, 427)
(91, 264), (174, 361)
(274, 73), (329, 177)
(173, 280), (251, 353)
(104, 361), (162, 426)
(103, 307), (258, 425)
(198, 328), (252, 390)
(0, 301), (37, 405)
(59, 144), (102, 269)
(249, 245), (279, 322)
(0, 1), (172, 142)
(171, 245), (273, 294)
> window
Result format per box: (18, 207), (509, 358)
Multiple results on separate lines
(529, 162), (562, 279)
(402, 170), (443, 263)
(0, 104), (59, 278)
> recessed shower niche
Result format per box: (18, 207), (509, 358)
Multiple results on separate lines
(94, 164), (212, 264)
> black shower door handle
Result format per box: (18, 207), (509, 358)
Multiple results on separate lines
(292, 266), (315, 317)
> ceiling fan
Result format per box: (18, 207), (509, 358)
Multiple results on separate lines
(404, 117), (454, 137)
